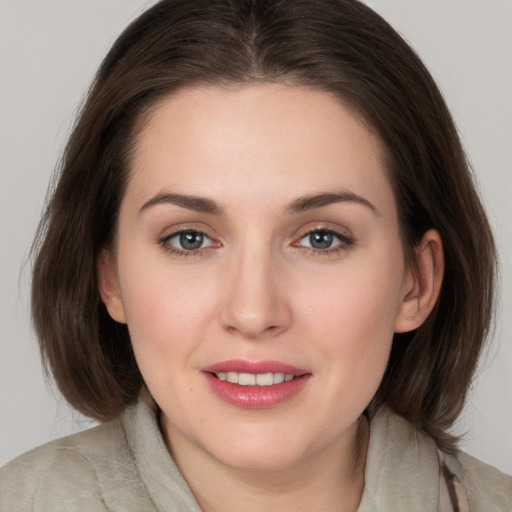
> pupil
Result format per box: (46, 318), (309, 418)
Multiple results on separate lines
(180, 232), (203, 250)
(310, 231), (333, 249)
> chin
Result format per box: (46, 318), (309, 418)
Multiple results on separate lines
(205, 425), (314, 473)
(217, 447), (303, 473)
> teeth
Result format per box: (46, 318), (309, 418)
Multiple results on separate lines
(273, 373), (285, 384)
(216, 372), (296, 386)
(226, 372), (238, 384)
(256, 373), (273, 386)
(238, 373), (256, 386)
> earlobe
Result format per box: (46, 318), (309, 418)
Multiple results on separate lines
(97, 249), (127, 324)
(394, 229), (444, 333)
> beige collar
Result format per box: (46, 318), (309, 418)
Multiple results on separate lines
(122, 391), (463, 512)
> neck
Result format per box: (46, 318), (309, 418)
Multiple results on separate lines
(162, 414), (369, 512)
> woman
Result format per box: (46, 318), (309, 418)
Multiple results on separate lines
(1, 0), (511, 510)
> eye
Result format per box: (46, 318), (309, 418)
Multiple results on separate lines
(301, 230), (336, 249)
(160, 230), (214, 254)
(295, 228), (353, 252)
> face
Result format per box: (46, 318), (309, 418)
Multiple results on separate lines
(100, 83), (426, 474)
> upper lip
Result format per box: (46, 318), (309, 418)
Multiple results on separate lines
(202, 359), (310, 375)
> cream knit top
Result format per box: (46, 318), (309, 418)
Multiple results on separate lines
(1, 391), (511, 511)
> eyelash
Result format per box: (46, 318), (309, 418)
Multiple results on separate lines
(157, 227), (355, 257)
(158, 229), (214, 257)
(293, 228), (355, 256)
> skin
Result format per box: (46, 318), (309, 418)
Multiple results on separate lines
(98, 83), (443, 512)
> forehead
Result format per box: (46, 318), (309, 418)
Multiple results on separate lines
(127, 83), (394, 216)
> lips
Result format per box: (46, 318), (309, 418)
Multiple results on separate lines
(202, 360), (311, 409)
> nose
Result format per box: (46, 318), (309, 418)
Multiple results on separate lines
(219, 245), (292, 340)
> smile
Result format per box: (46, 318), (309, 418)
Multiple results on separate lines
(202, 360), (311, 409)
(214, 372), (295, 386)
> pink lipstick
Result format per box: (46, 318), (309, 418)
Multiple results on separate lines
(202, 360), (311, 409)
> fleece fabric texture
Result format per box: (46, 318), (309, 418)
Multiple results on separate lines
(1, 392), (511, 511)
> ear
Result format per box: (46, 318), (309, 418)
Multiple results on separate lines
(97, 249), (127, 324)
(394, 229), (444, 333)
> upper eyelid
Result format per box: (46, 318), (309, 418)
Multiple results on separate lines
(157, 225), (353, 246)
(159, 224), (217, 240)
(291, 226), (354, 250)
(166, 229), (211, 240)
(165, 227), (210, 237)
(161, 228), (216, 246)
(295, 225), (352, 241)
(300, 227), (345, 237)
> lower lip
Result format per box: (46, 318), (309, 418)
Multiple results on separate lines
(203, 372), (310, 409)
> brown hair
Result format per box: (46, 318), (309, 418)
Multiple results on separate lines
(32, 0), (497, 452)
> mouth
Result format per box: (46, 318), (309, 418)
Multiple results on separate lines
(211, 371), (297, 386)
(202, 360), (311, 409)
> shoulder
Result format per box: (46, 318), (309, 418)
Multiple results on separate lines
(363, 407), (512, 512)
(458, 451), (512, 512)
(0, 420), (155, 512)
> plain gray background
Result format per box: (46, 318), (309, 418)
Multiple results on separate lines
(1, 0), (511, 474)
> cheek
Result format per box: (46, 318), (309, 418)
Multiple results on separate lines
(306, 282), (396, 371)
(298, 252), (404, 391)
(116, 257), (219, 370)
(304, 257), (402, 339)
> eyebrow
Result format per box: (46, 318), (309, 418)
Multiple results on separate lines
(139, 192), (223, 215)
(138, 190), (377, 216)
(285, 191), (378, 215)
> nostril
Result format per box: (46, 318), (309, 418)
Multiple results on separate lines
(219, 291), (292, 339)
